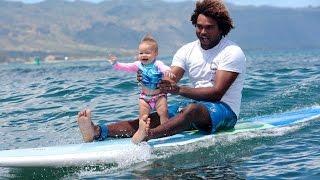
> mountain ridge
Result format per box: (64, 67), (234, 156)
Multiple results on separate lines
(0, 0), (319, 62)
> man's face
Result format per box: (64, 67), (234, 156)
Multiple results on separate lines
(195, 14), (222, 50)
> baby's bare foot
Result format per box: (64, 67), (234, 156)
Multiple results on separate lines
(132, 115), (150, 144)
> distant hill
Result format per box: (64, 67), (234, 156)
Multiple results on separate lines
(0, 0), (319, 62)
(228, 4), (320, 50)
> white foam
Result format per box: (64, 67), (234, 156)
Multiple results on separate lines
(152, 117), (317, 161)
(76, 142), (152, 177)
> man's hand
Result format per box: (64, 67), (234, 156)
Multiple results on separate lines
(163, 70), (176, 80)
(159, 79), (180, 94)
(137, 70), (142, 83)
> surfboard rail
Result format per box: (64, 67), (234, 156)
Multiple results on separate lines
(1, 107), (319, 167)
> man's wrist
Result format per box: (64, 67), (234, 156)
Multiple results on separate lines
(175, 85), (181, 95)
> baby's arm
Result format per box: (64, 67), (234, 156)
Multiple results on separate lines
(156, 60), (175, 79)
(113, 62), (139, 72)
(108, 54), (139, 73)
(108, 54), (118, 65)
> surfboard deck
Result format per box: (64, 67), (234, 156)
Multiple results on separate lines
(1, 107), (319, 167)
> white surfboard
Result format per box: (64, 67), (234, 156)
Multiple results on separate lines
(0, 107), (319, 167)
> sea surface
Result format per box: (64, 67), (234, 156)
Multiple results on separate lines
(0, 49), (319, 179)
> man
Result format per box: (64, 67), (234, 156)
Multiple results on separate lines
(77, 0), (246, 143)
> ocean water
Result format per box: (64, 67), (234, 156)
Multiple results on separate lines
(0, 49), (319, 179)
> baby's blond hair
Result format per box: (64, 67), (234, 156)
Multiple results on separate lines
(140, 34), (158, 53)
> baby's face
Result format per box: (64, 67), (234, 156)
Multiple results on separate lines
(138, 43), (157, 64)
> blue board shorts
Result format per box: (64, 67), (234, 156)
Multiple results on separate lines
(168, 100), (237, 133)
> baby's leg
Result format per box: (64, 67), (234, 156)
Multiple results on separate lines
(139, 99), (151, 120)
(132, 99), (151, 144)
(156, 96), (169, 124)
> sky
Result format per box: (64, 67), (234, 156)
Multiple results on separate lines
(4, 0), (320, 8)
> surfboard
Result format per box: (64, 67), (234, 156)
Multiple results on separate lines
(1, 106), (319, 167)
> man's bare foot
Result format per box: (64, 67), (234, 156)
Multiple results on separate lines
(132, 115), (150, 144)
(77, 109), (95, 142)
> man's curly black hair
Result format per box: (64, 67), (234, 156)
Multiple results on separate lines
(191, 0), (234, 37)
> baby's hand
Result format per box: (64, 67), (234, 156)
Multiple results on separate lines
(163, 70), (176, 80)
(108, 54), (118, 65)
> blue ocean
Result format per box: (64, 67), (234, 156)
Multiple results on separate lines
(0, 49), (319, 179)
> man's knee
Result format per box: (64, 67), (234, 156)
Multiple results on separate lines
(183, 103), (211, 131)
(148, 112), (161, 128)
(183, 103), (208, 118)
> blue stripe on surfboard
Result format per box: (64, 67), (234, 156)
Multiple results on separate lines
(148, 131), (203, 147)
(150, 107), (320, 147)
(247, 107), (320, 126)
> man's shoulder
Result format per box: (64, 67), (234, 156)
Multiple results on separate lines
(220, 38), (239, 49)
(219, 38), (245, 56)
(179, 40), (199, 50)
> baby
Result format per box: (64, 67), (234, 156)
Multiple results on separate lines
(108, 35), (174, 143)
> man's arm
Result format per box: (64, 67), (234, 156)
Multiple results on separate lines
(179, 70), (238, 102)
(170, 66), (185, 83)
(160, 69), (238, 102)
(159, 66), (184, 93)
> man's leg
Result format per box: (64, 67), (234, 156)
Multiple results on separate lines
(77, 109), (161, 142)
(107, 109), (161, 138)
(150, 103), (212, 138)
(77, 109), (97, 142)
(133, 103), (212, 142)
